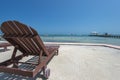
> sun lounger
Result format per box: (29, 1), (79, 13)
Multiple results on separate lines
(0, 20), (59, 78)
(0, 43), (11, 51)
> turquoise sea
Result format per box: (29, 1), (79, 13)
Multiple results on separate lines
(0, 35), (120, 46)
(41, 35), (120, 46)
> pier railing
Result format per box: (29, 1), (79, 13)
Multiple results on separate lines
(89, 34), (120, 39)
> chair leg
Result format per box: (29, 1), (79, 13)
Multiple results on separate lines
(55, 50), (59, 55)
(43, 66), (50, 79)
(13, 62), (18, 68)
(4, 46), (7, 51)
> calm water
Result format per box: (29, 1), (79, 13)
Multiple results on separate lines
(41, 35), (120, 46)
(0, 35), (120, 46)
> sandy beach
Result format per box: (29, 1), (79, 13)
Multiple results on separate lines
(0, 42), (120, 80)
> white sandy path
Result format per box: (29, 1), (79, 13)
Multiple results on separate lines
(48, 45), (120, 80)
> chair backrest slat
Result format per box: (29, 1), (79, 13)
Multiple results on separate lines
(1, 23), (13, 36)
(14, 21), (28, 36)
(7, 21), (19, 35)
(15, 38), (31, 53)
(20, 39), (34, 53)
(12, 21), (23, 35)
(27, 38), (40, 53)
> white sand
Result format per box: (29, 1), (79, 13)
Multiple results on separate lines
(48, 45), (120, 80)
(0, 43), (120, 80)
(0, 46), (22, 63)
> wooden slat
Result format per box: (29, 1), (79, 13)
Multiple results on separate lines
(38, 50), (43, 64)
(21, 38), (35, 54)
(30, 27), (38, 35)
(26, 38), (40, 54)
(1, 23), (13, 36)
(7, 21), (19, 36)
(14, 21), (28, 36)
(31, 38), (40, 51)
(33, 36), (49, 56)
(19, 22), (33, 36)
(0, 27), (9, 36)
(0, 43), (11, 47)
(17, 38), (32, 53)
(12, 21), (23, 35)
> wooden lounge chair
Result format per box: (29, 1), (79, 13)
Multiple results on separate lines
(0, 20), (59, 78)
(0, 43), (11, 51)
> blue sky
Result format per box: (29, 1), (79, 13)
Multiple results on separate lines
(0, 0), (120, 34)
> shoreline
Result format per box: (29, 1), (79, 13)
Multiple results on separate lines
(1, 40), (120, 50)
(44, 42), (120, 50)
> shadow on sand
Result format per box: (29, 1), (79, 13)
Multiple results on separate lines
(0, 49), (11, 52)
(0, 72), (47, 80)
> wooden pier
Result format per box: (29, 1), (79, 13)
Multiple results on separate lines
(89, 33), (120, 39)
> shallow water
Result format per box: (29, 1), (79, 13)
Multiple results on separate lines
(41, 35), (120, 46)
(0, 35), (120, 46)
